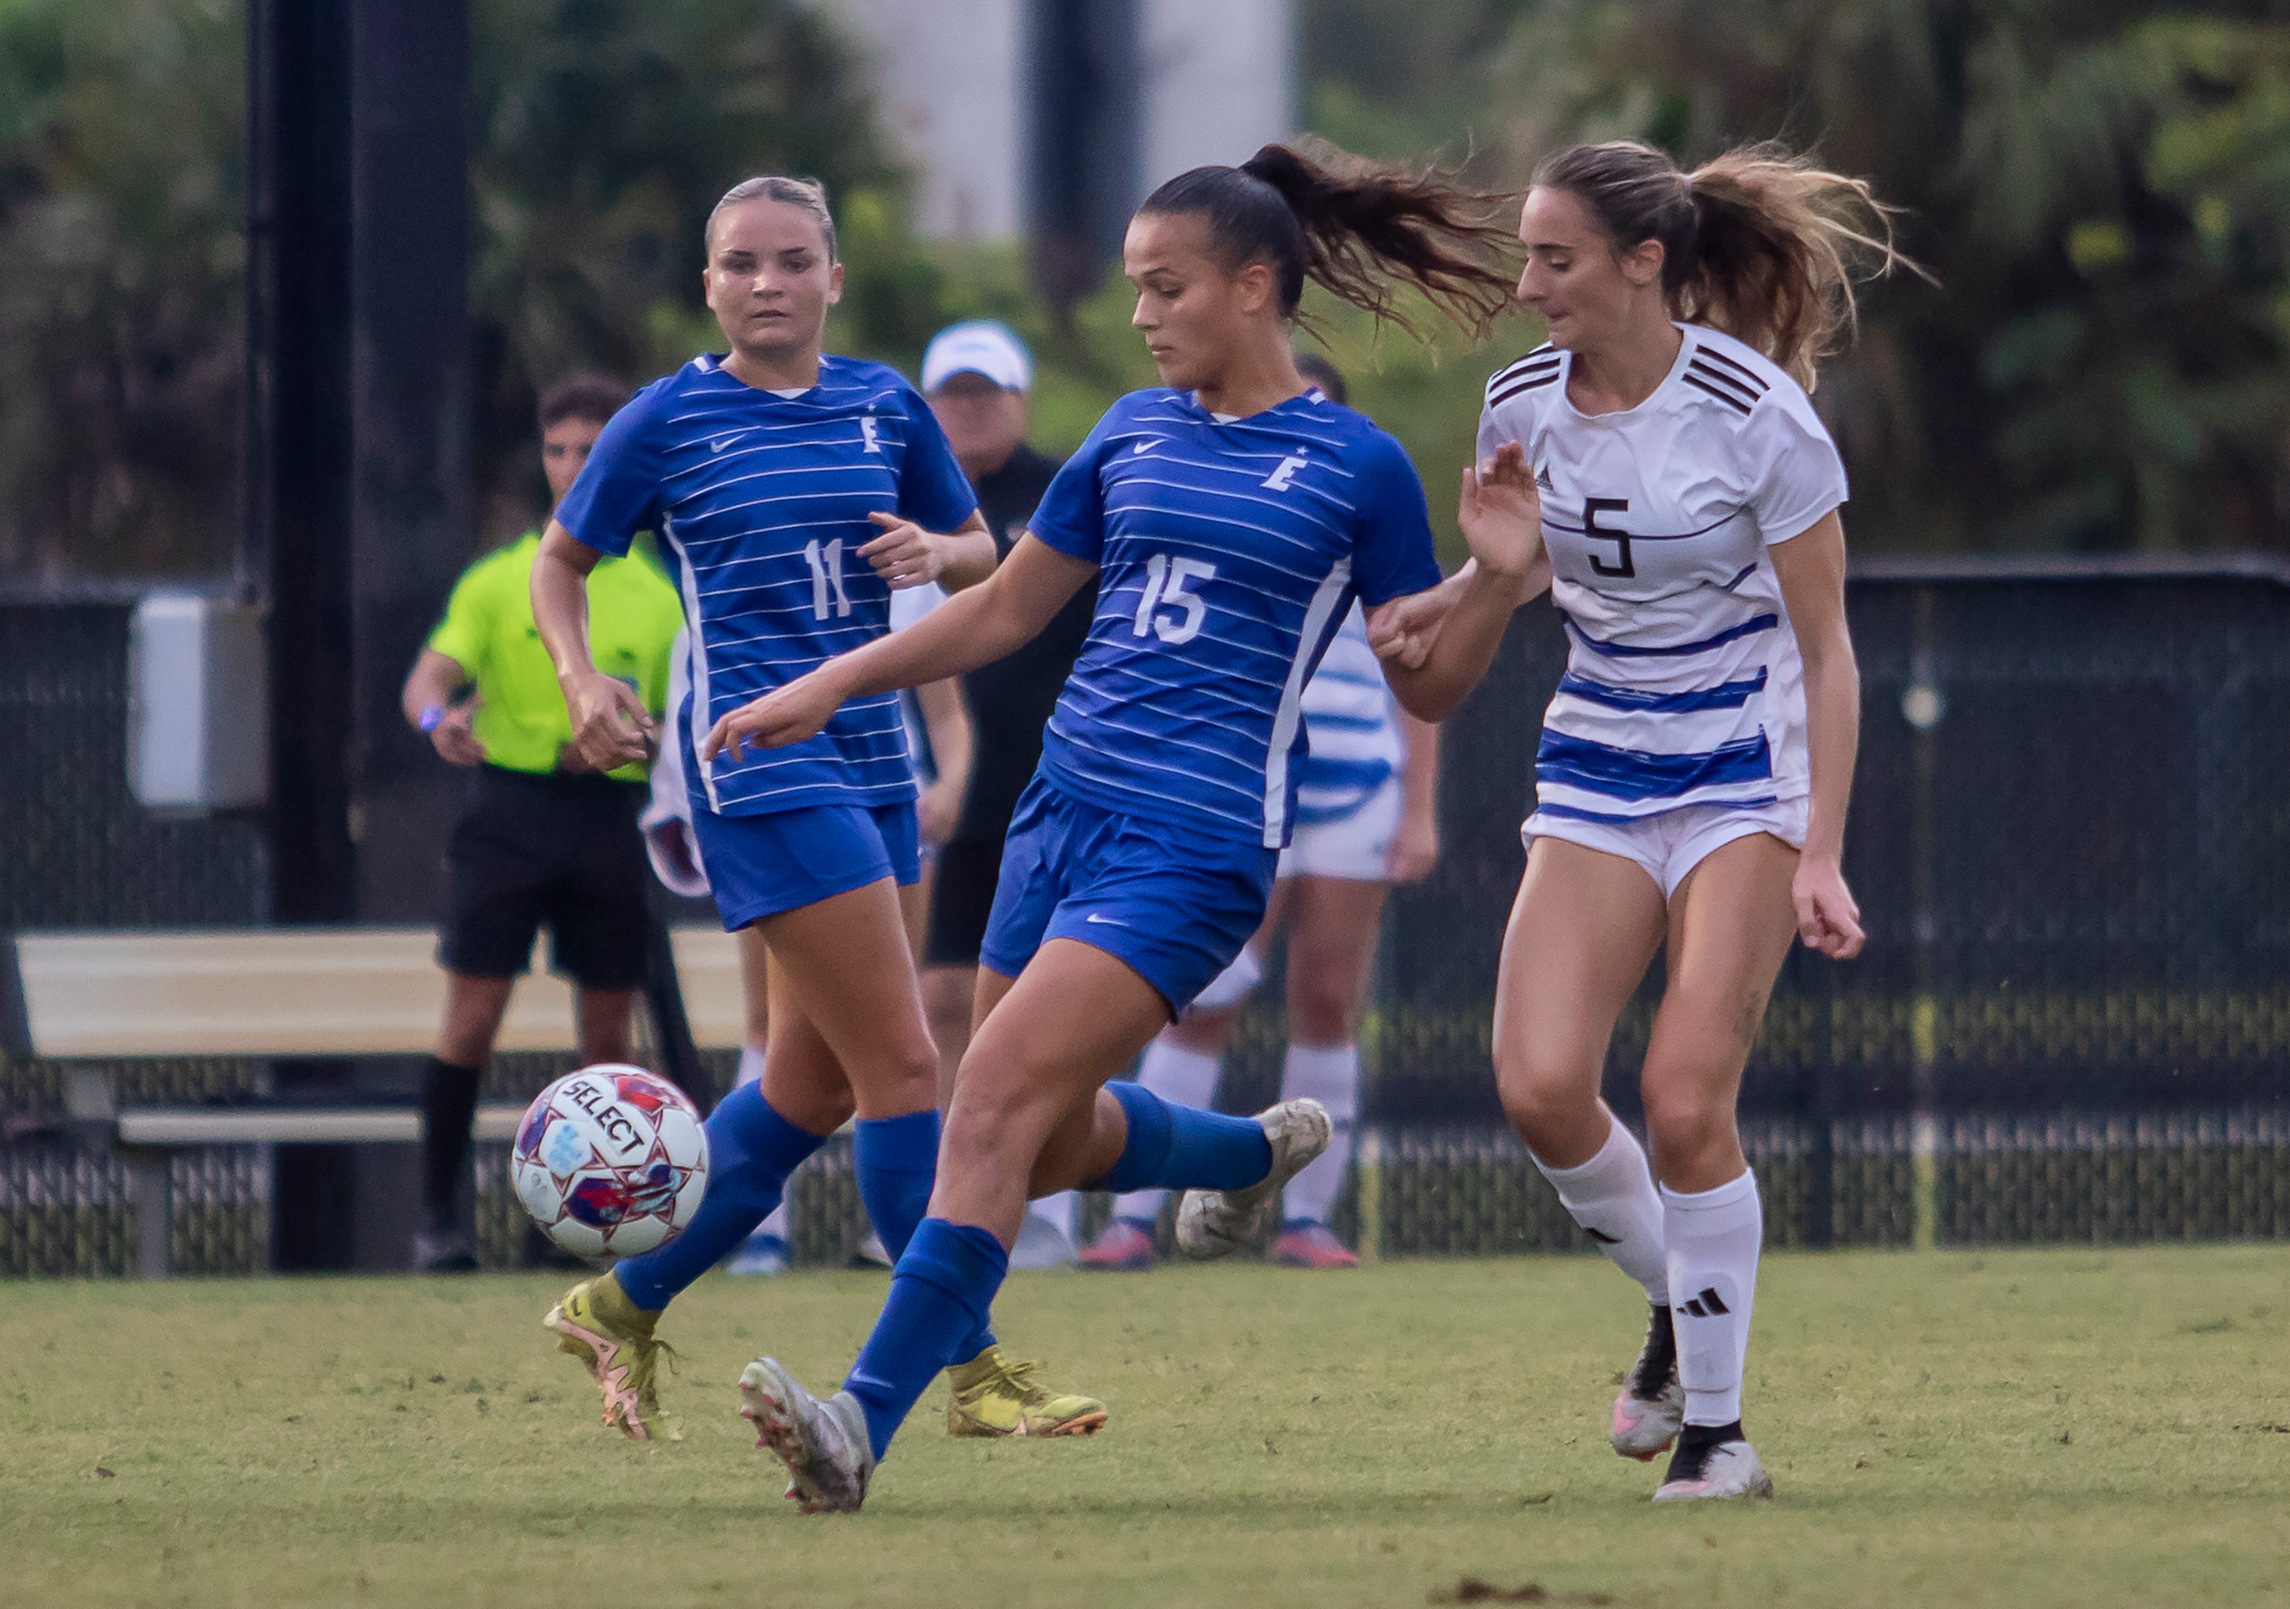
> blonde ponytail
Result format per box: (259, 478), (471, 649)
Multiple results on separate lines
(1534, 140), (1924, 387)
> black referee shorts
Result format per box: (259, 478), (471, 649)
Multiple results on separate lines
(922, 832), (1006, 969)
(437, 765), (652, 991)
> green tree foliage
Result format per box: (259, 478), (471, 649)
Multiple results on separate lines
(1299, 0), (1539, 169)
(0, 0), (245, 582)
(0, 0), (921, 578)
(467, 0), (908, 532)
(16, 2), (2290, 576)
(1481, 0), (2290, 552)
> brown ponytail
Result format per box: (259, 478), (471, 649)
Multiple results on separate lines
(1534, 139), (1922, 387)
(1141, 140), (1519, 342)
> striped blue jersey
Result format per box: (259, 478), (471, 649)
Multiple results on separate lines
(1028, 387), (1442, 849)
(1478, 324), (1847, 823)
(1294, 604), (1401, 827)
(555, 354), (977, 817)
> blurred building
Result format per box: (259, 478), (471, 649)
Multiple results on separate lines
(819, 0), (1296, 293)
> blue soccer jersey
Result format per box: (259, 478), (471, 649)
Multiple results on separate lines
(555, 354), (978, 817)
(1026, 387), (1443, 849)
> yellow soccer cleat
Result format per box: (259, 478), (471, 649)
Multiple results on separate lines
(544, 1273), (675, 1442)
(945, 1345), (1108, 1438)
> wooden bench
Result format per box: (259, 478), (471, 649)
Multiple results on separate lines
(2, 924), (747, 1277)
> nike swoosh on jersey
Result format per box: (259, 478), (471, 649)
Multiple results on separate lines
(1132, 440), (1154, 455)
(709, 435), (740, 453)
(1083, 912), (1127, 926)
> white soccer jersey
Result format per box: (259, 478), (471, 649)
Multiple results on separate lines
(888, 581), (949, 784)
(1294, 603), (1403, 827)
(1477, 324), (1847, 824)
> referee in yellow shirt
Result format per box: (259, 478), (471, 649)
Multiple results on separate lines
(400, 374), (685, 1272)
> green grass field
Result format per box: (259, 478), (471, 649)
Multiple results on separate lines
(5, 1246), (2287, 1608)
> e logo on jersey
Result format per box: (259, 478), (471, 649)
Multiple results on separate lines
(860, 415), (882, 454)
(1262, 448), (1308, 492)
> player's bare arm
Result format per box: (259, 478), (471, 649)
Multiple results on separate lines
(706, 535), (1095, 759)
(1371, 442), (1550, 721)
(532, 520), (656, 773)
(1386, 709), (1442, 885)
(912, 675), (974, 846)
(1769, 509), (1865, 961)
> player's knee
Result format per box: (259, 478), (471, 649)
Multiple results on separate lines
(941, 1072), (1052, 1176)
(1640, 1079), (1733, 1157)
(1495, 1063), (1594, 1153)
(880, 1036), (941, 1109)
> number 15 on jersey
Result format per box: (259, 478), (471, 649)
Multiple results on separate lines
(1133, 553), (1214, 645)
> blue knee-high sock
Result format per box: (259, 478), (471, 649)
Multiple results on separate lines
(613, 1083), (825, 1311)
(853, 1110), (998, 1363)
(845, 1218), (1008, 1461)
(1090, 1080), (1271, 1194)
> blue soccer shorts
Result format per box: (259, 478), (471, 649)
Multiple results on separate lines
(690, 799), (920, 931)
(979, 775), (1278, 1017)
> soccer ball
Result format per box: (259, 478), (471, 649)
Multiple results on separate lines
(511, 1064), (709, 1258)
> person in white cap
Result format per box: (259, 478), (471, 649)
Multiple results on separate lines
(915, 320), (1097, 1269)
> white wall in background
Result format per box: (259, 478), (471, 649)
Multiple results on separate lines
(814, 0), (1298, 240)
(1139, 0), (1297, 192)
(817, 0), (1026, 242)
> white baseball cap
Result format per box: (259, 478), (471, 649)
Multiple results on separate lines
(921, 320), (1032, 393)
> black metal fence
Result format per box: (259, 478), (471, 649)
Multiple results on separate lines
(7, 561), (2290, 1272)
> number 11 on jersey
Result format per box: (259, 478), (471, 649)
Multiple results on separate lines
(804, 537), (853, 619)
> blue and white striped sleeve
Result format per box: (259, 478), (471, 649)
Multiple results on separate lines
(1025, 405), (1123, 565)
(892, 385), (981, 534)
(555, 383), (669, 559)
(1347, 430), (1445, 607)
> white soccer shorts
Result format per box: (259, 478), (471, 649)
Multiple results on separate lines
(1523, 796), (1809, 899)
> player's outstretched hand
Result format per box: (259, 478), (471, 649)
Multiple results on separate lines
(705, 671), (842, 761)
(860, 511), (944, 589)
(565, 672), (655, 773)
(1457, 442), (1543, 580)
(1793, 855), (1865, 960)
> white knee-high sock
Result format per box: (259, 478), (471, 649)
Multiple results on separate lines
(1277, 1042), (1358, 1226)
(1531, 1116), (1670, 1304)
(1662, 1170), (1762, 1427)
(1111, 1039), (1224, 1223)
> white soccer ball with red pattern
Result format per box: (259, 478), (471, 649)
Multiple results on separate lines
(511, 1064), (709, 1258)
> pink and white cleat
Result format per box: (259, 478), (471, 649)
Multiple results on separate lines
(1611, 1303), (1684, 1460)
(1272, 1222), (1359, 1268)
(1654, 1437), (1774, 1501)
(1078, 1218), (1158, 1271)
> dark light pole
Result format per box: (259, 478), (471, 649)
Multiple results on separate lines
(1025, 0), (1143, 316)
(247, 0), (471, 1269)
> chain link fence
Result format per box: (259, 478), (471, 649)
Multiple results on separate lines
(7, 563), (2290, 1273)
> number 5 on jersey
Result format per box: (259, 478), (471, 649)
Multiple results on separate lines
(1133, 552), (1214, 644)
(1584, 497), (1634, 579)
